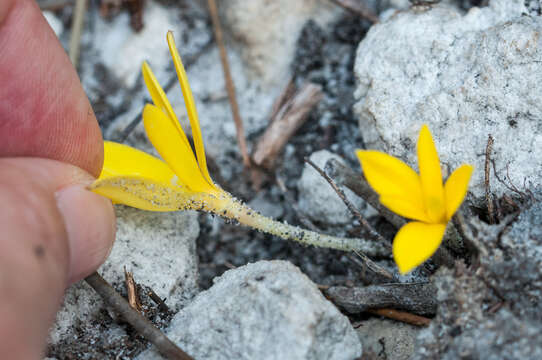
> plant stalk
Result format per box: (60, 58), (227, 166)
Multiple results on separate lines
(202, 191), (387, 257)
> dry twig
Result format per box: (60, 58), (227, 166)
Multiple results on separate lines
(328, 0), (379, 23)
(325, 282), (437, 316)
(252, 82), (323, 170)
(207, 0), (250, 167)
(100, 0), (145, 31)
(368, 308), (431, 327)
(127, 0), (145, 32)
(268, 79), (296, 121)
(85, 272), (193, 360)
(68, 0), (87, 67)
(124, 267), (142, 313)
(485, 134), (495, 224)
(147, 288), (171, 314)
(491, 159), (530, 200)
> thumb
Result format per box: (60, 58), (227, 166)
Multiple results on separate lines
(0, 158), (115, 359)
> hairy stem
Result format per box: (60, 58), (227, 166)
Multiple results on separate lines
(202, 191), (387, 257)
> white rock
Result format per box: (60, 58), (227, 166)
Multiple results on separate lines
(298, 150), (365, 225)
(49, 206), (199, 345)
(42, 11), (63, 36)
(99, 206), (200, 306)
(354, 0), (542, 199)
(356, 318), (420, 360)
(222, 0), (343, 88)
(137, 260), (362, 360)
(92, 0), (210, 88)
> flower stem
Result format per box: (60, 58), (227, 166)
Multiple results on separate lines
(202, 191), (387, 257)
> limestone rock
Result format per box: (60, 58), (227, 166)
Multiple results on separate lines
(356, 318), (419, 360)
(354, 0), (542, 199)
(138, 260), (362, 360)
(91, 0), (210, 88)
(222, 0), (343, 87)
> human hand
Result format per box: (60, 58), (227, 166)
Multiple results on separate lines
(0, 0), (116, 358)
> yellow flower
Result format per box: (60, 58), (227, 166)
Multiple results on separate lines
(356, 125), (473, 274)
(90, 31), (380, 254)
(94, 31), (222, 211)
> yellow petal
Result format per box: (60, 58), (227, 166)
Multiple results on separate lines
(90, 176), (194, 212)
(380, 195), (431, 223)
(444, 164), (473, 220)
(142, 61), (192, 150)
(167, 31), (213, 185)
(417, 125), (446, 223)
(143, 104), (214, 192)
(100, 141), (177, 184)
(393, 222), (446, 274)
(356, 150), (426, 218)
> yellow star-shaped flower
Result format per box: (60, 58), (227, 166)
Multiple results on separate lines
(356, 125), (473, 274)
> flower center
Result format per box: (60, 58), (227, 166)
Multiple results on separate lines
(425, 196), (446, 223)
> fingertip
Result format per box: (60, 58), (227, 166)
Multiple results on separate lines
(56, 185), (116, 284)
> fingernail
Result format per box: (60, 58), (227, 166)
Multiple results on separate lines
(56, 185), (116, 284)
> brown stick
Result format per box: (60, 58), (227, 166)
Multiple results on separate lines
(328, 0), (379, 23)
(269, 79), (296, 122)
(325, 283), (437, 316)
(252, 82), (323, 169)
(85, 272), (193, 360)
(147, 287), (171, 314)
(207, 0), (250, 167)
(68, 0), (87, 67)
(368, 308), (431, 327)
(485, 134), (495, 224)
(127, 0), (145, 32)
